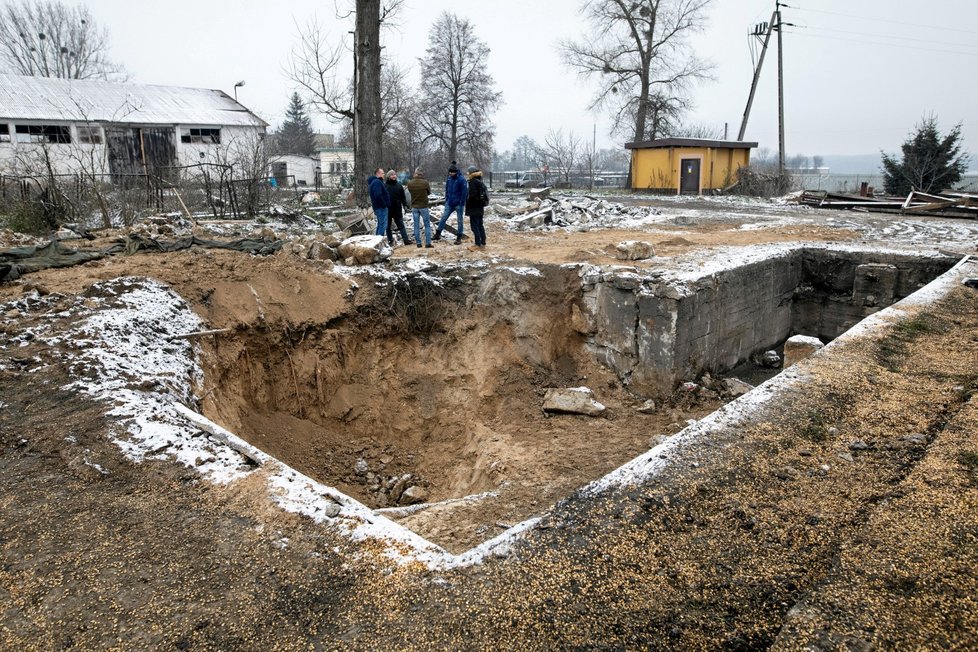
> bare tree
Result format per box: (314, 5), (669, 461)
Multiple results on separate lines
(538, 129), (581, 186)
(560, 0), (714, 144)
(0, 0), (125, 80)
(287, 0), (405, 206)
(417, 12), (502, 167)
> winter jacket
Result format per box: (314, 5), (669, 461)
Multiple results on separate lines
(444, 173), (468, 207)
(465, 172), (489, 218)
(385, 178), (409, 222)
(406, 175), (431, 209)
(368, 175), (391, 210)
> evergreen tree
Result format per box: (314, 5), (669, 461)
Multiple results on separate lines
(882, 116), (969, 195)
(278, 92), (316, 156)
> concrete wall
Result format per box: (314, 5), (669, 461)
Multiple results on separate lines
(579, 248), (957, 396)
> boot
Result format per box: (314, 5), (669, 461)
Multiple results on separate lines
(432, 229), (442, 241)
(453, 238), (462, 245)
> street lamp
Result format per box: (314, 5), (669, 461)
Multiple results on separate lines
(233, 80), (245, 102)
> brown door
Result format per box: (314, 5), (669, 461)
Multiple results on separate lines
(680, 158), (701, 194)
(106, 127), (176, 183)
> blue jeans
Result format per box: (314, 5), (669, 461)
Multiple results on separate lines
(373, 207), (388, 236)
(412, 208), (432, 245)
(437, 204), (464, 238)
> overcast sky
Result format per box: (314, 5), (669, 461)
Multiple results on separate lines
(82, 0), (977, 161)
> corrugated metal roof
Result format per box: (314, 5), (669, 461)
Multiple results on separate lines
(0, 74), (266, 127)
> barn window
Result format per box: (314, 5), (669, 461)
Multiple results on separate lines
(180, 127), (221, 144)
(0, 124), (9, 143)
(77, 125), (103, 144)
(15, 124), (72, 144)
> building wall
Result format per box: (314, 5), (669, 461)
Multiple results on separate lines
(269, 155), (319, 186)
(630, 146), (751, 193)
(318, 149), (354, 186)
(0, 119), (263, 179)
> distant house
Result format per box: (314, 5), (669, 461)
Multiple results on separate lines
(626, 138), (757, 194)
(0, 73), (267, 181)
(269, 154), (319, 187)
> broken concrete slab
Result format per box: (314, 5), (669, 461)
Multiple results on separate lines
(609, 241), (656, 261)
(542, 387), (607, 417)
(783, 335), (825, 368)
(338, 235), (392, 265)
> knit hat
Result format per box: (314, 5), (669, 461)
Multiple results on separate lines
(448, 163), (459, 173)
(386, 169), (397, 180)
(467, 165), (478, 174)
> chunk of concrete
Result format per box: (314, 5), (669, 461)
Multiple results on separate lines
(722, 378), (754, 397)
(543, 387), (607, 416)
(609, 240), (656, 261)
(400, 486), (428, 505)
(337, 235), (392, 265)
(783, 335), (824, 368)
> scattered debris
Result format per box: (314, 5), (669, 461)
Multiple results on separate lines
(798, 189), (978, 219)
(608, 240), (655, 261)
(337, 235), (393, 266)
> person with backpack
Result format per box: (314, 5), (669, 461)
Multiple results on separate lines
(465, 165), (489, 250)
(433, 161), (467, 245)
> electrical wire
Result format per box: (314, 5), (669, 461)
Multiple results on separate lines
(793, 24), (978, 51)
(782, 28), (978, 57)
(790, 5), (978, 37)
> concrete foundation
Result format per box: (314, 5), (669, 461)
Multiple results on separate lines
(579, 248), (957, 396)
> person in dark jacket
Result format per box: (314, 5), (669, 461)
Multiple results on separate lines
(433, 162), (467, 244)
(367, 167), (391, 236)
(464, 165), (489, 250)
(406, 168), (434, 248)
(384, 169), (412, 246)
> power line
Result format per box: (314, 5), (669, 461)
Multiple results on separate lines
(798, 24), (978, 51)
(790, 5), (978, 37)
(783, 28), (978, 58)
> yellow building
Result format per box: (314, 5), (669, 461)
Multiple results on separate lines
(625, 138), (757, 194)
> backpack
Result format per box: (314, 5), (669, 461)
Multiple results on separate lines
(479, 181), (490, 207)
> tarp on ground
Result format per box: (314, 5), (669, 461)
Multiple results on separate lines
(0, 235), (283, 283)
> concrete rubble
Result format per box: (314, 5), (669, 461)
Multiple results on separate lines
(338, 235), (393, 266)
(491, 195), (663, 231)
(542, 387), (607, 416)
(783, 334), (825, 367)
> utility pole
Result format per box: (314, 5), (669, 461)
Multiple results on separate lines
(776, 1), (785, 173)
(737, 9), (776, 141)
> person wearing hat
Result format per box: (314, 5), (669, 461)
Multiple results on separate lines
(433, 161), (468, 244)
(464, 165), (489, 250)
(384, 169), (412, 246)
(406, 168), (434, 248)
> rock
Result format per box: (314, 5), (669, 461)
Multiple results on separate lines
(722, 378), (754, 397)
(570, 303), (596, 335)
(354, 458), (369, 476)
(837, 451), (855, 462)
(400, 486), (428, 505)
(681, 382), (699, 393)
(307, 241), (339, 261)
(259, 227), (277, 240)
(611, 272), (642, 291)
(5, 309), (21, 319)
(756, 350), (782, 368)
(389, 474), (412, 503)
(848, 440), (870, 451)
(337, 235), (392, 265)
(609, 240), (656, 261)
(637, 399), (658, 414)
(379, 454), (393, 465)
(322, 501), (341, 518)
(542, 387), (607, 417)
(528, 186), (551, 200)
(301, 191), (322, 204)
(783, 335), (824, 368)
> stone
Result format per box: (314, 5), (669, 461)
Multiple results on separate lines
(389, 474), (412, 503)
(542, 387), (607, 417)
(307, 241), (339, 261)
(849, 440), (870, 451)
(337, 235), (392, 265)
(354, 458), (369, 476)
(400, 486), (428, 505)
(722, 378), (754, 397)
(5, 309), (21, 319)
(637, 399), (658, 414)
(322, 501), (341, 518)
(783, 335), (824, 368)
(758, 350), (782, 368)
(611, 273), (642, 291)
(609, 240), (656, 261)
(570, 303), (596, 335)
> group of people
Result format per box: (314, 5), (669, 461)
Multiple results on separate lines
(366, 162), (489, 251)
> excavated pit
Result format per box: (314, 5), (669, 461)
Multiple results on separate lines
(196, 248), (956, 552)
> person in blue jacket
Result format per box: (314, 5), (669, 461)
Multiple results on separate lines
(367, 167), (391, 236)
(433, 161), (467, 245)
